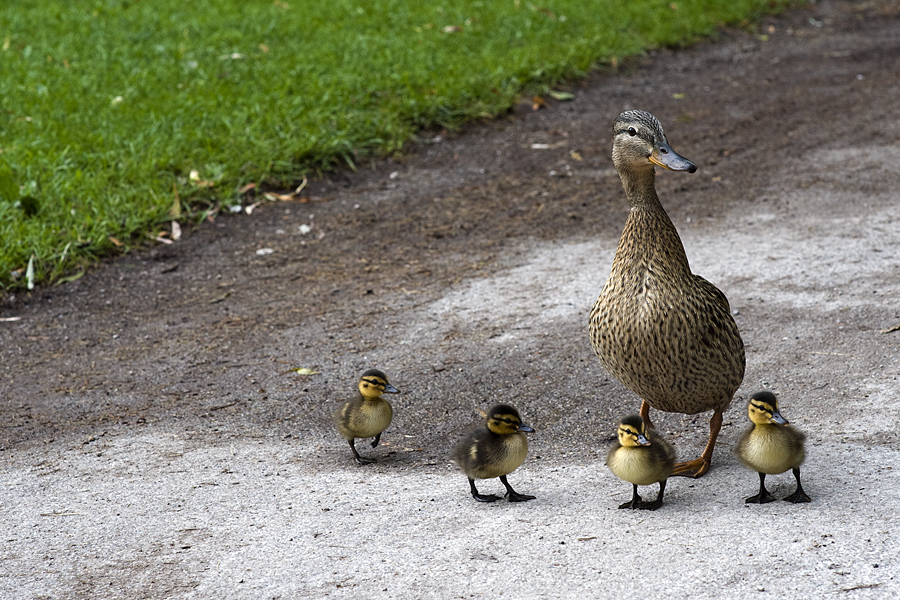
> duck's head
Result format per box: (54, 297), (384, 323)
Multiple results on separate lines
(485, 404), (535, 435)
(358, 368), (400, 398)
(616, 415), (652, 447)
(747, 391), (788, 426)
(612, 110), (697, 174)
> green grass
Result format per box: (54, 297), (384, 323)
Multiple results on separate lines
(0, 0), (790, 291)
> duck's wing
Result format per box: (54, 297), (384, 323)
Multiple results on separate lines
(692, 274), (731, 313)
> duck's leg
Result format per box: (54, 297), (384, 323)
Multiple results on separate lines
(371, 432), (382, 449)
(468, 478), (502, 503)
(349, 439), (376, 465)
(783, 467), (811, 503)
(672, 409), (722, 478)
(500, 475), (535, 502)
(745, 472), (776, 504)
(638, 479), (667, 511)
(618, 484), (643, 509)
(640, 400), (654, 430)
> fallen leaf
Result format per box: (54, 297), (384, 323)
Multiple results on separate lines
(549, 90), (574, 101)
(264, 192), (295, 202)
(239, 182), (257, 194)
(171, 221), (182, 241)
(109, 236), (123, 247)
(26, 256), (34, 290)
(570, 150), (583, 161)
(443, 25), (463, 33)
(209, 292), (231, 304)
(149, 232), (173, 245)
(881, 324), (900, 334)
(531, 96), (547, 110)
(55, 270), (85, 284)
(290, 367), (320, 376)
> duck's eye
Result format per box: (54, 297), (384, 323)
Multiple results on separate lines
(627, 127), (637, 137)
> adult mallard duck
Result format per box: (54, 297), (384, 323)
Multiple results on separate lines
(452, 404), (536, 503)
(734, 390), (810, 504)
(607, 415), (676, 510)
(333, 369), (399, 464)
(589, 110), (745, 478)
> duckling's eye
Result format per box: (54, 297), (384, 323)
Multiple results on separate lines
(627, 127), (637, 137)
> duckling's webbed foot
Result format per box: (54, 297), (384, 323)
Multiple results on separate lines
(745, 472), (776, 504)
(468, 478), (502, 502)
(783, 467), (811, 503)
(349, 440), (376, 465)
(500, 475), (535, 502)
(618, 484), (643, 510)
(637, 480), (667, 511)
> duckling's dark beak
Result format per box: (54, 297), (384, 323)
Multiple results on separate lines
(517, 424), (535, 433)
(649, 141), (697, 173)
(769, 411), (788, 425)
(384, 384), (400, 394)
(637, 434), (651, 446)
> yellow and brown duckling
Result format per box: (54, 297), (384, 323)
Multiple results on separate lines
(607, 415), (676, 510)
(734, 391), (810, 504)
(452, 404), (536, 503)
(589, 110), (745, 478)
(333, 369), (399, 465)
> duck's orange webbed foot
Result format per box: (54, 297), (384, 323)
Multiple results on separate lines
(671, 457), (711, 478)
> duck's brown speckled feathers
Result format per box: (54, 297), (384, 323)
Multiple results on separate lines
(452, 404), (535, 503)
(589, 110), (745, 478)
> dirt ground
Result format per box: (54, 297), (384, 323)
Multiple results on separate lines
(2, 1), (900, 598)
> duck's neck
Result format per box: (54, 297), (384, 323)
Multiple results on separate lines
(614, 168), (691, 276)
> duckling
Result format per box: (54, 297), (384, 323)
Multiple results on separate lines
(589, 110), (745, 478)
(606, 415), (676, 510)
(452, 404), (536, 503)
(333, 369), (399, 465)
(734, 391), (810, 504)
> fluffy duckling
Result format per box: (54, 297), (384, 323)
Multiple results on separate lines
(589, 110), (745, 478)
(333, 369), (399, 465)
(607, 415), (676, 510)
(734, 391), (810, 504)
(452, 404), (536, 503)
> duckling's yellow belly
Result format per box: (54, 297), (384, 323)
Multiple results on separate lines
(470, 433), (529, 479)
(607, 446), (668, 486)
(737, 427), (804, 474)
(334, 399), (393, 440)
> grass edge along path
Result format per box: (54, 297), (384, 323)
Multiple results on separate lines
(0, 0), (794, 293)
